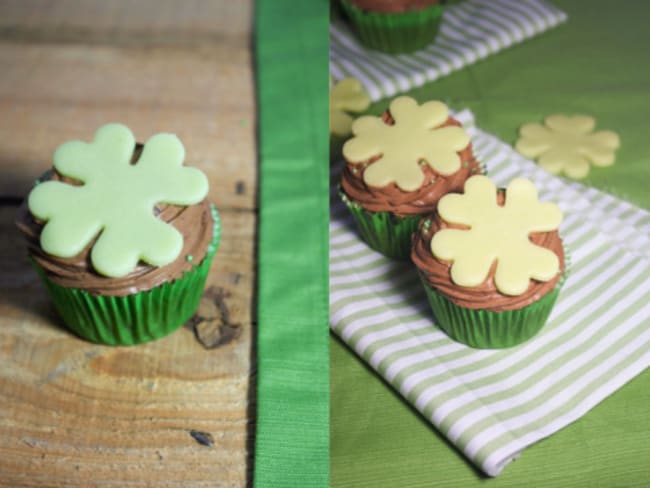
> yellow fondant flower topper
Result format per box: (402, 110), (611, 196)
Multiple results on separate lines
(431, 175), (563, 296)
(28, 123), (208, 278)
(516, 114), (620, 179)
(330, 77), (371, 137)
(343, 96), (470, 192)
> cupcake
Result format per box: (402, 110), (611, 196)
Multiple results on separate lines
(15, 123), (220, 346)
(412, 175), (565, 349)
(340, 96), (480, 259)
(339, 0), (444, 54)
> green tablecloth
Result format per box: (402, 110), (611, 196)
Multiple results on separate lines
(331, 0), (650, 485)
(255, 1), (329, 486)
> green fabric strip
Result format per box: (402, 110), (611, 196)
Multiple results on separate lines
(254, 1), (329, 486)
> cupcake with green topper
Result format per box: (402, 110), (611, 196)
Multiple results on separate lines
(16, 123), (221, 346)
(339, 0), (445, 54)
(340, 96), (480, 259)
(412, 175), (566, 349)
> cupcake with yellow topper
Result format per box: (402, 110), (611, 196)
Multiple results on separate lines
(16, 123), (221, 345)
(340, 95), (480, 259)
(412, 175), (566, 349)
(339, 0), (445, 54)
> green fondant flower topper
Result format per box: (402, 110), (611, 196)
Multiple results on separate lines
(28, 123), (208, 278)
(343, 96), (470, 192)
(431, 175), (562, 296)
(515, 114), (620, 179)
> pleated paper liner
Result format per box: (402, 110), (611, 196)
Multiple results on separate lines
(340, 189), (420, 260)
(339, 0), (445, 54)
(34, 205), (222, 346)
(419, 268), (567, 349)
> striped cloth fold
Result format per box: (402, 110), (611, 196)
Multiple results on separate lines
(330, 0), (568, 101)
(329, 109), (650, 476)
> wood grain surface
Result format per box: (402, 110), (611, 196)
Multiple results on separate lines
(0, 1), (256, 486)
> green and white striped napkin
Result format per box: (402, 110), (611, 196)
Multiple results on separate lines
(330, 0), (568, 101)
(329, 109), (650, 476)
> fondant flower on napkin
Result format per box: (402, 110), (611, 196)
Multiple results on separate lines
(28, 123), (208, 278)
(330, 77), (371, 137)
(343, 96), (470, 191)
(515, 114), (620, 179)
(431, 175), (562, 296)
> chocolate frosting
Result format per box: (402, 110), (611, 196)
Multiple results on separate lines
(16, 147), (214, 297)
(411, 192), (565, 312)
(341, 115), (480, 217)
(348, 0), (441, 14)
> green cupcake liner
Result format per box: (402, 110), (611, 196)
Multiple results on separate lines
(340, 0), (445, 54)
(340, 190), (421, 260)
(33, 205), (222, 346)
(419, 272), (565, 349)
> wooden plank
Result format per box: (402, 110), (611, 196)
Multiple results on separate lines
(0, 42), (257, 207)
(0, 0), (251, 45)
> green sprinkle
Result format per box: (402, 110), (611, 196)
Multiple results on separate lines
(419, 160), (427, 166)
(352, 167), (358, 174)
(186, 255), (193, 262)
(463, 161), (469, 168)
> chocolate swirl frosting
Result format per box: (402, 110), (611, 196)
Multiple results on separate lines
(15, 145), (214, 297)
(341, 114), (481, 217)
(411, 192), (565, 312)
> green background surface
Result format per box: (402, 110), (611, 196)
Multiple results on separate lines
(331, 0), (650, 486)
